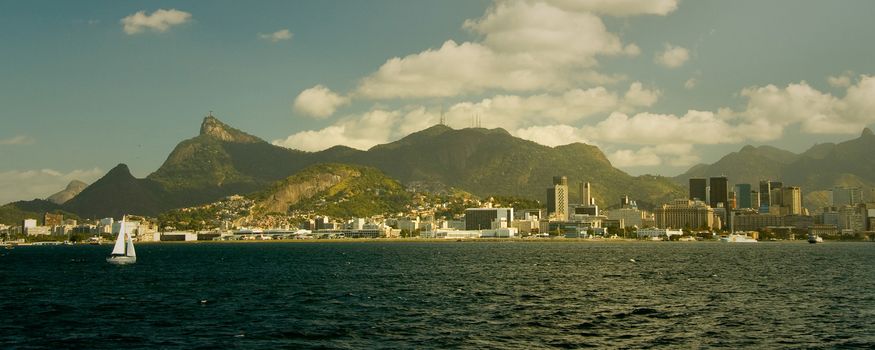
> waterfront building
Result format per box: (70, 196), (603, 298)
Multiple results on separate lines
(655, 199), (721, 230)
(44, 213), (63, 227)
(464, 208), (513, 230)
(809, 224), (839, 237)
(733, 213), (782, 232)
(607, 207), (645, 228)
(572, 204), (599, 217)
(689, 178), (707, 201)
(637, 228), (683, 239)
(547, 176), (569, 220)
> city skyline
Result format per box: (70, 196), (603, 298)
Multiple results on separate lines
(3, 0), (875, 204)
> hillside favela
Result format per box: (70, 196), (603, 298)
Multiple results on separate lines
(2, 1), (874, 349)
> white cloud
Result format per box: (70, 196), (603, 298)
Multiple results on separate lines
(826, 72), (852, 88)
(583, 110), (741, 145)
(684, 77), (698, 89)
(293, 85), (350, 118)
(543, 0), (679, 16)
(273, 109), (400, 151)
(259, 29), (293, 42)
(622, 82), (660, 108)
(0, 168), (102, 205)
(655, 43), (690, 68)
(121, 9), (191, 35)
(738, 76), (875, 134)
(608, 144), (699, 168)
(354, 0), (656, 99)
(514, 125), (592, 147)
(0, 135), (35, 145)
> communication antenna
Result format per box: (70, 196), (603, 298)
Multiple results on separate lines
(208, 110), (213, 117)
(439, 105), (446, 126)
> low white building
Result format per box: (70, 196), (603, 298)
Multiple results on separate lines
(637, 228), (683, 239)
(161, 232), (198, 241)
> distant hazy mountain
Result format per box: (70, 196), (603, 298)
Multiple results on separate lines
(46, 180), (88, 205)
(60, 116), (684, 218)
(675, 145), (800, 187)
(675, 128), (875, 208)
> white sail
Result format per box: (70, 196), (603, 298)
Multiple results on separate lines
(111, 218), (126, 255)
(126, 232), (136, 257)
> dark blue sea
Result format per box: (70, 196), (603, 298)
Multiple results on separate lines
(1, 241), (873, 349)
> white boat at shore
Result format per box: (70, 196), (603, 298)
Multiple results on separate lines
(106, 216), (136, 265)
(719, 234), (757, 243)
(808, 234), (824, 244)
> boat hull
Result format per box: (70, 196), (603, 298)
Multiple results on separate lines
(106, 256), (136, 265)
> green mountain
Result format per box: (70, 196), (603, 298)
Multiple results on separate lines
(253, 163), (411, 218)
(0, 199), (74, 226)
(675, 128), (875, 208)
(61, 116), (685, 217)
(63, 164), (165, 219)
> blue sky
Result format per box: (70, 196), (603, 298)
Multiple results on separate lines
(2, 0), (875, 204)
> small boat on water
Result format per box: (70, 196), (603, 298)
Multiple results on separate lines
(106, 216), (136, 265)
(808, 233), (824, 244)
(719, 234), (757, 243)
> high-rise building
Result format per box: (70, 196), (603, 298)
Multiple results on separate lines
(578, 182), (592, 205)
(465, 208), (514, 230)
(781, 187), (802, 215)
(689, 178), (707, 201)
(736, 184), (752, 209)
(709, 176), (729, 209)
(620, 195), (630, 207)
(831, 186), (863, 206)
(759, 180), (772, 207)
(547, 176), (569, 220)
(751, 190), (761, 209)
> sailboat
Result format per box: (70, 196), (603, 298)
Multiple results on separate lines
(106, 216), (136, 264)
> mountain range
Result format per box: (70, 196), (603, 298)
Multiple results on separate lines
(675, 128), (875, 208)
(24, 116), (685, 219)
(4, 116), (873, 223)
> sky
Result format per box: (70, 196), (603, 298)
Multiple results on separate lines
(2, 0), (875, 205)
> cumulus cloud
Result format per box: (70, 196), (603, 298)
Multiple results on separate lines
(121, 9), (191, 35)
(655, 43), (690, 68)
(543, 0), (679, 16)
(274, 109), (400, 151)
(514, 125), (592, 147)
(293, 85), (350, 118)
(0, 135), (35, 145)
(583, 110), (740, 145)
(684, 77), (698, 89)
(738, 76), (875, 134)
(259, 29), (293, 42)
(608, 144), (699, 168)
(622, 82), (660, 108)
(354, 0), (657, 99)
(827, 71), (853, 88)
(0, 168), (102, 205)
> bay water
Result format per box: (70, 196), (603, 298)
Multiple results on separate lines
(1, 241), (873, 348)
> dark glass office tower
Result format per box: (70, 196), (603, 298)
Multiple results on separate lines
(689, 178), (707, 202)
(709, 176), (729, 209)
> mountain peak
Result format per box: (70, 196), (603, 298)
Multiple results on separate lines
(105, 163), (134, 179)
(46, 180), (88, 205)
(862, 127), (873, 137)
(199, 116), (262, 143)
